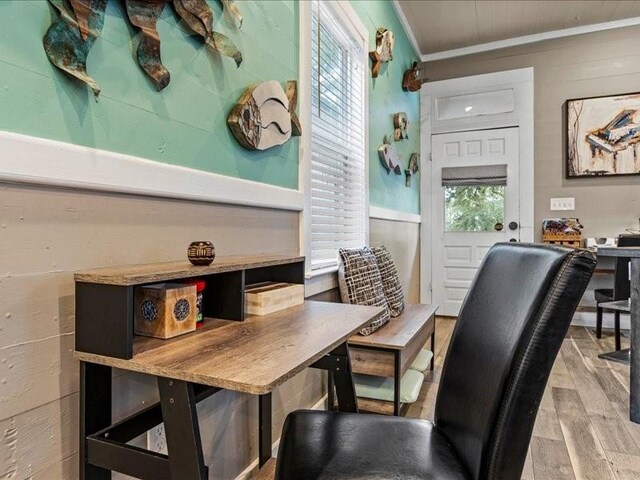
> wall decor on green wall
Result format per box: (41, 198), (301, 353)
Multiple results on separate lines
(172, 0), (242, 67)
(43, 0), (243, 97)
(43, 0), (106, 97)
(125, 0), (170, 91)
(227, 80), (302, 151)
(393, 112), (408, 141)
(405, 153), (419, 187)
(378, 136), (402, 175)
(402, 62), (422, 92)
(369, 27), (394, 78)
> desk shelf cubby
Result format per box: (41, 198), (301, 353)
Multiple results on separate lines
(75, 254), (305, 360)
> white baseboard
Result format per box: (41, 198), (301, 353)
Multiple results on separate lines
(234, 394), (328, 480)
(572, 311), (630, 331)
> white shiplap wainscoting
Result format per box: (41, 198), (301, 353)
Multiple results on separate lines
(0, 131), (304, 211)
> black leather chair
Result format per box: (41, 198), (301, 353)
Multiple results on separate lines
(275, 243), (596, 480)
(595, 235), (640, 350)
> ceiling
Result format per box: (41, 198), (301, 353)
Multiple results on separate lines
(397, 0), (640, 55)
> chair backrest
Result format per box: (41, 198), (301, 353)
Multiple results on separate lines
(434, 243), (596, 480)
(613, 235), (640, 300)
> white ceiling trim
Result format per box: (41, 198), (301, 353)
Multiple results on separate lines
(420, 16), (640, 62)
(392, 0), (421, 58)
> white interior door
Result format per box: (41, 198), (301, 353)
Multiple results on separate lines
(432, 127), (520, 316)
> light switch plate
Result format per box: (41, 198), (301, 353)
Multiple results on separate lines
(550, 197), (575, 211)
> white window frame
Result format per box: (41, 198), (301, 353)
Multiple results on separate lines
(299, 0), (370, 282)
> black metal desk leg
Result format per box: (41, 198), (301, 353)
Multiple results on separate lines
(158, 378), (208, 480)
(330, 342), (358, 413)
(327, 370), (335, 411)
(80, 362), (112, 480)
(259, 393), (273, 467)
(394, 351), (401, 416)
(431, 330), (436, 371)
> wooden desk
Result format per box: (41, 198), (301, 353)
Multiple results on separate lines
(74, 255), (383, 480)
(76, 301), (379, 394)
(596, 246), (640, 424)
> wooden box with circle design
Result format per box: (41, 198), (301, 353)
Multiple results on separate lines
(134, 283), (197, 339)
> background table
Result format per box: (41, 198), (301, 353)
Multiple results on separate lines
(596, 246), (640, 424)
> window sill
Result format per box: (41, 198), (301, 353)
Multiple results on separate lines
(305, 265), (339, 279)
(305, 266), (339, 297)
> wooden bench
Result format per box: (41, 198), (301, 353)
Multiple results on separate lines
(336, 304), (438, 416)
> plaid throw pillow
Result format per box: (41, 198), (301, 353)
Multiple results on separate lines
(338, 247), (390, 335)
(371, 245), (405, 317)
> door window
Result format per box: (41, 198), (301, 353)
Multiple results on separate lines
(444, 185), (505, 232)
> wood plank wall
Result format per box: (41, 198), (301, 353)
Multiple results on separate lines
(0, 182), (421, 479)
(0, 183), (317, 480)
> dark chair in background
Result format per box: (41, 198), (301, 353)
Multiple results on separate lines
(595, 235), (640, 350)
(275, 244), (596, 480)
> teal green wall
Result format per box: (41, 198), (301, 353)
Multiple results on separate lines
(0, 0), (299, 189)
(0, 1), (419, 212)
(351, 0), (421, 215)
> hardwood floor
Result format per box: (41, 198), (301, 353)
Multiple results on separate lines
(406, 317), (640, 480)
(252, 318), (640, 479)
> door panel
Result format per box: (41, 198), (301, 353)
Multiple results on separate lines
(432, 128), (519, 316)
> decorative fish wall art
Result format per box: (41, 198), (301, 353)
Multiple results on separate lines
(369, 27), (394, 78)
(378, 136), (402, 175)
(43, 0), (244, 97)
(402, 62), (422, 92)
(405, 153), (419, 187)
(227, 80), (302, 151)
(393, 112), (408, 141)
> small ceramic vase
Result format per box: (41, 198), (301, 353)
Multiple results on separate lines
(188, 241), (216, 266)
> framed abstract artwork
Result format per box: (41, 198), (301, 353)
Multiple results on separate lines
(566, 92), (640, 178)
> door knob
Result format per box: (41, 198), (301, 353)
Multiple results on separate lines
(509, 238), (518, 242)
(508, 221), (519, 231)
(494, 222), (504, 231)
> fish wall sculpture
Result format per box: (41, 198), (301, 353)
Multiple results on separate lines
(227, 80), (302, 151)
(369, 27), (394, 78)
(405, 153), (419, 187)
(393, 112), (408, 141)
(43, 0), (243, 96)
(402, 62), (422, 92)
(378, 136), (402, 175)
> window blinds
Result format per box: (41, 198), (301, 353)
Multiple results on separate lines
(441, 164), (508, 187)
(310, 0), (366, 272)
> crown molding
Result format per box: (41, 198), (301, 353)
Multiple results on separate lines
(421, 16), (640, 62)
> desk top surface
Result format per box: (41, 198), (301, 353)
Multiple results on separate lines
(597, 247), (640, 258)
(348, 303), (438, 350)
(75, 301), (383, 394)
(74, 254), (304, 286)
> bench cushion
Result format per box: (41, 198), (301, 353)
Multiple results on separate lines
(354, 369), (424, 404)
(410, 349), (434, 373)
(338, 248), (390, 335)
(371, 245), (405, 317)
